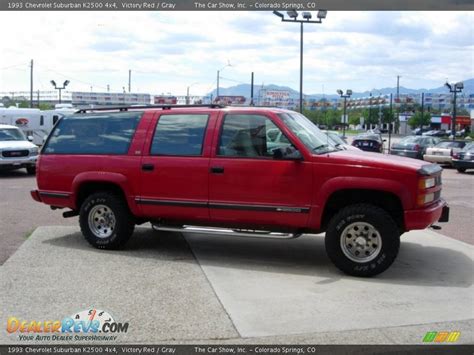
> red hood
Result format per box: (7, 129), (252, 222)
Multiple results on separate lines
(320, 150), (430, 173)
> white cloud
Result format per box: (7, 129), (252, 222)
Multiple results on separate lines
(0, 11), (472, 96)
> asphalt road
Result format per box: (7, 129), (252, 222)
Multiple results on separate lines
(0, 159), (472, 265)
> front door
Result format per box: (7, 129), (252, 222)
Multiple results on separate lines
(209, 113), (312, 229)
(138, 111), (217, 222)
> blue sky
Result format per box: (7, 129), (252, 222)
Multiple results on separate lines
(0, 11), (472, 96)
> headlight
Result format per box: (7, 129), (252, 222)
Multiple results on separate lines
(418, 177), (435, 190)
(417, 193), (435, 206)
(30, 147), (39, 156)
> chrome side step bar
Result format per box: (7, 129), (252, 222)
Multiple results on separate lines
(152, 224), (302, 240)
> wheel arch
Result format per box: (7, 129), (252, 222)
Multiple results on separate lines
(318, 187), (406, 233)
(72, 172), (140, 215)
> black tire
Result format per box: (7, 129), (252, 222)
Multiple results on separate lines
(325, 203), (400, 277)
(79, 192), (134, 249)
(456, 167), (466, 173)
(26, 166), (36, 175)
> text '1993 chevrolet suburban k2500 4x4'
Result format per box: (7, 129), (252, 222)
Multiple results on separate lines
(31, 105), (449, 277)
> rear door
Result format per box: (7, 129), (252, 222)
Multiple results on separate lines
(138, 111), (218, 222)
(208, 112), (312, 229)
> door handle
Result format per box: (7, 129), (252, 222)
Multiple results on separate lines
(210, 166), (224, 174)
(142, 163), (155, 171)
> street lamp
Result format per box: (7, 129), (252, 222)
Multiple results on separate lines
(186, 82), (199, 105)
(445, 81), (463, 140)
(273, 9), (327, 113)
(50, 80), (70, 104)
(337, 89), (352, 138)
(216, 62), (233, 100)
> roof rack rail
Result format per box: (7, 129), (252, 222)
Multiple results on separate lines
(75, 104), (225, 114)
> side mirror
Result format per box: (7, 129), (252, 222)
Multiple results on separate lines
(27, 135), (34, 142)
(383, 139), (387, 142)
(273, 146), (303, 161)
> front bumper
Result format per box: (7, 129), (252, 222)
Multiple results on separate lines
(0, 155), (37, 169)
(404, 198), (449, 230)
(452, 160), (474, 169)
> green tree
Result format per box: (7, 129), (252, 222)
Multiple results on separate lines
(38, 103), (53, 110)
(408, 112), (431, 129)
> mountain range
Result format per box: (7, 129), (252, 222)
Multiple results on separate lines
(209, 78), (474, 100)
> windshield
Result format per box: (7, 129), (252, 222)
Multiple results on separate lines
(327, 132), (346, 145)
(400, 136), (423, 143)
(0, 128), (27, 141)
(462, 143), (474, 152)
(278, 112), (340, 154)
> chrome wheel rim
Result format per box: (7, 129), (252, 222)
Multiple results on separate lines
(88, 204), (116, 239)
(340, 222), (382, 263)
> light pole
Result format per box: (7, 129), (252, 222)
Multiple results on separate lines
(50, 80), (70, 104)
(445, 81), (463, 140)
(216, 62), (232, 101)
(273, 9), (327, 113)
(337, 89), (352, 138)
(186, 82), (199, 105)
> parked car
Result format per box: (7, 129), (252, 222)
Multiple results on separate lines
(452, 142), (474, 173)
(422, 130), (448, 138)
(412, 128), (430, 136)
(31, 105), (449, 277)
(0, 124), (38, 174)
(423, 140), (467, 165)
(391, 136), (441, 160)
(351, 133), (384, 153)
(322, 130), (360, 151)
(455, 128), (470, 138)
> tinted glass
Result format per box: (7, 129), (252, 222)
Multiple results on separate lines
(43, 112), (141, 154)
(151, 114), (208, 156)
(218, 114), (292, 158)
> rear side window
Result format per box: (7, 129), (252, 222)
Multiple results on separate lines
(43, 112), (142, 155)
(150, 114), (209, 156)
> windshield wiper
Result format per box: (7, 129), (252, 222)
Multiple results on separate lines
(312, 144), (329, 151)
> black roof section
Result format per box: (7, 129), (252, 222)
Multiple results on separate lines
(75, 104), (226, 114)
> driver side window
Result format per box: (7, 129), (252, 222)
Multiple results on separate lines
(218, 114), (291, 158)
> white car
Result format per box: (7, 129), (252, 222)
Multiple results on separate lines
(423, 140), (467, 165)
(0, 124), (39, 174)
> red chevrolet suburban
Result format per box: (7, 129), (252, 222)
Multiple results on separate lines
(31, 105), (449, 277)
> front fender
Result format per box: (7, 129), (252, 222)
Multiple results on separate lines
(309, 176), (411, 230)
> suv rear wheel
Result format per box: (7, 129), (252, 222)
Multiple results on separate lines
(325, 203), (400, 277)
(79, 192), (134, 249)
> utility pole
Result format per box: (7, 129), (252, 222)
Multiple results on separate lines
(250, 72), (254, 106)
(216, 70), (220, 98)
(421, 92), (424, 129)
(299, 21), (303, 112)
(388, 93), (393, 152)
(30, 59), (33, 108)
(128, 70), (131, 93)
(396, 75), (401, 134)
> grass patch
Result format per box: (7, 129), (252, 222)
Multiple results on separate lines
(24, 229), (35, 239)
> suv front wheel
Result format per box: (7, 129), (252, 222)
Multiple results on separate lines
(79, 192), (135, 249)
(325, 203), (400, 277)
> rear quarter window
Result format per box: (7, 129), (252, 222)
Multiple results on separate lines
(43, 112), (142, 155)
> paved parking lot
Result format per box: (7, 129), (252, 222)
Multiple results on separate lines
(0, 148), (473, 344)
(0, 226), (472, 344)
(1, 156), (472, 265)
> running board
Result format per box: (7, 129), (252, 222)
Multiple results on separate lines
(152, 225), (302, 240)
